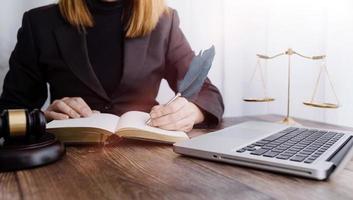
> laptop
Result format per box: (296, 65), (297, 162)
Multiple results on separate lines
(173, 121), (353, 180)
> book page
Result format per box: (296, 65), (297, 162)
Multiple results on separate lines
(116, 111), (187, 138)
(47, 113), (120, 133)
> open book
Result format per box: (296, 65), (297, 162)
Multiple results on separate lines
(46, 111), (189, 144)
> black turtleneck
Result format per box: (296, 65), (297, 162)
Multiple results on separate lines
(86, 0), (124, 97)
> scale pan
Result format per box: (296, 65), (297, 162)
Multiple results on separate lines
(303, 101), (339, 109)
(243, 98), (275, 102)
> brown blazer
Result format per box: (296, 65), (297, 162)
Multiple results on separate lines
(0, 4), (224, 126)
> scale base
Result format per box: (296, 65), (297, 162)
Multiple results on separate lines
(279, 117), (301, 126)
(0, 132), (65, 171)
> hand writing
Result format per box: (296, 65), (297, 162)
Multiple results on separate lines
(149, 97), (204, 132)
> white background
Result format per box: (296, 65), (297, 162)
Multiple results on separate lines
(1, 0), (352, 127)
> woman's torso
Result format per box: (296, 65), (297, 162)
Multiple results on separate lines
(27, 4), (185, 115)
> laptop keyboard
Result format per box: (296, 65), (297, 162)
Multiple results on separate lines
(236, 127), (344, 163)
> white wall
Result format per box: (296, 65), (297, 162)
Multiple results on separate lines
(1, 0), (352, 127)
(325, 0), (353, 127)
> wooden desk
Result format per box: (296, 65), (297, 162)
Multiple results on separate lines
(1, 115), (353, 200)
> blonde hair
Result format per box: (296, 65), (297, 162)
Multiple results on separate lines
(58, 0), (168, 38)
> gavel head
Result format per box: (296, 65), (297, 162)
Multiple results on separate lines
(0, 109), (46, 140)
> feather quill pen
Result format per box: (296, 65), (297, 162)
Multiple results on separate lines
(177, 45), (216, 98)
(146, 45), (216, 125)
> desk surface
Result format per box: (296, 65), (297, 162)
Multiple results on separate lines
(1, 115), (353, 200)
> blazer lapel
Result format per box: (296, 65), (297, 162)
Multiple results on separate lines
(113, 36), (150, 97)
(54, 26), (110, 101)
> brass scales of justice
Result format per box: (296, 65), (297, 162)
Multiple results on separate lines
(243, 48), (340, 125)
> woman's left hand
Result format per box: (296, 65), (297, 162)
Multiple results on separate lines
(149, 97), (205, 132)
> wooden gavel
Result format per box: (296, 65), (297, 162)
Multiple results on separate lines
(0, 109), (46, 140)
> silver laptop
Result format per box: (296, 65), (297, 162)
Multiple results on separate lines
(173, 121), (353, 180)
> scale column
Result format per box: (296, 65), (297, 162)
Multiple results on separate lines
(281, 48), (299, 125)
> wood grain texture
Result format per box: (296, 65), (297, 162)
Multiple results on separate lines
(1, 115), (353, 200)
(0, 173), (21, 200)
(14, 142), (272, 200)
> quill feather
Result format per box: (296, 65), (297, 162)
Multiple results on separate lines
(145, 46), (215, 125)
(177, 45), (216, 98)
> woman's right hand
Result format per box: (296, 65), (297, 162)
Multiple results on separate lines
(44, 97), (93, 121)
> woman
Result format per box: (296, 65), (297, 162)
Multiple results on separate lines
(0, 0), (224, 132)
